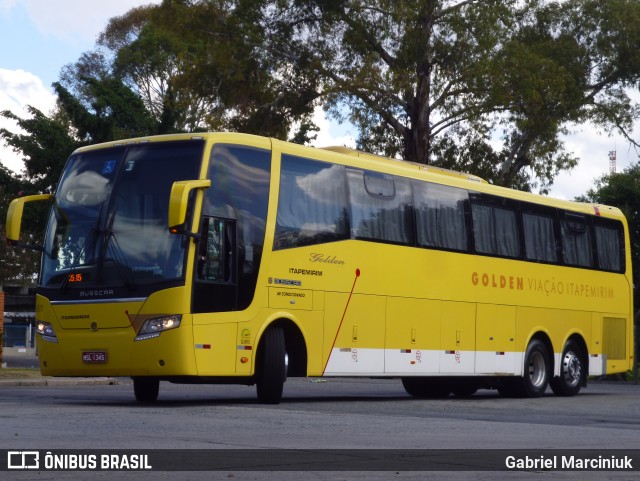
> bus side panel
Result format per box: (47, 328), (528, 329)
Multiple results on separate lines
(475, 304), (517, 374)
(193, 322), (237, 375)
(323, 293), (385, 375)
(601, 315), (631, 375)
(439, 301), (476, 374)
(384, 297), (441, 374)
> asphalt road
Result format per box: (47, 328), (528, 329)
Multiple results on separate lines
(1, 376), (639, 480)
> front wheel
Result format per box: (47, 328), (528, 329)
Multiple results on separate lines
(133, 377), (159, 403)
(256, 327), (287, 404)
(550, 340), (585, 397)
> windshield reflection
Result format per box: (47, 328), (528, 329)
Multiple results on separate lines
(41, 140), (203, 295)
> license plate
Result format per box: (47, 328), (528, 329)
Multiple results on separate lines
(82, 351), (107, 363)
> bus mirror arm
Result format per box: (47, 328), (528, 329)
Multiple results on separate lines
(5, 194), (54, 245)
(169, 225), (202, 243)
(168, 179), (211, 237)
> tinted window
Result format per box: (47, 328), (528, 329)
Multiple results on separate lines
(560, 214), (593, 267)
(347, 168), (414, 245)
(275, 156), (349, 249)
(41, 141), (203, 294)
(471, 198), (520, 258)
(523, 211), (557, 263)
(413, 181), (468, 251)
(594, 219), (623, 272)
(197, 144), (271, 311)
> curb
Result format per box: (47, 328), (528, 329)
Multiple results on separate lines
(0, 377), (119, 387)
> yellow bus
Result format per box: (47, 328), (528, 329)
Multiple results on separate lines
(6, 132), (634, 403)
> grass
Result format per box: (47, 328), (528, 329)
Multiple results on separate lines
(0, 367), (42, 379)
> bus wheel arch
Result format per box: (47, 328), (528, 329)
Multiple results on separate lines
(550, 335), (588, 397)
(523, 333), (553, 397)
(502, 332), (553, 398)
(255, 318), (308, 404)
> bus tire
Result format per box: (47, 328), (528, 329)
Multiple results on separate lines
(497, 379), (518, 398)
(515, 339), (551, 397)
(550, 340), (585, 397)
(401, 377), (450, 398)
(451, 381), (477, 398)
(256, 326), (287, 404)
(133, 377), (159, 403)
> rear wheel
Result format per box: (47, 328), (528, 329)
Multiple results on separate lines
(133, 377), (159, 403)
(550, 340), (585, 397)
(508, 339), (551, 398)
(256, 327), (287, 404)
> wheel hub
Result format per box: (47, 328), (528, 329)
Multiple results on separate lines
(528, 351), (547, 388)
(562, 351), (581, 387)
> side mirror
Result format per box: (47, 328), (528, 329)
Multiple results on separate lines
(168, 179), (211, 233)
(5, 194), (54, 244)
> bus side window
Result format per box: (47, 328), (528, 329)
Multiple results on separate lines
(347, 168), (414, 245)
(275, 156), (349, 249)
(560, 214), (593, 268)
(470, 197), (520, 258)
(522, 211), (558, 263)
(594, 219), (624, 272)
(197, 217), (235, 283)
(413, 181), (468, 252)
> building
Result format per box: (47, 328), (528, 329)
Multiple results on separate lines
(1, 285), (36, 350)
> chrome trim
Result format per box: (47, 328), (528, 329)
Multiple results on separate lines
(50, 297), (147, 305)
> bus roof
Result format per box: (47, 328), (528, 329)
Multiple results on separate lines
(320, 146), (489, 184)
(315, 146), (623, 221)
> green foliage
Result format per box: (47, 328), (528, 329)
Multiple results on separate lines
(0, 165), (43, 285)
(53, 77), (160, 142)
(0, 107), (78, 193)
(79, 0), (319, 139)
(267, 0), (640, 192)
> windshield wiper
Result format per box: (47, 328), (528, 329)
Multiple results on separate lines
(102, 229), (136, 292)
(59, 203), (105, 292)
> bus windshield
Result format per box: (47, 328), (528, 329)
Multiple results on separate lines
(40, 140), (204, 296)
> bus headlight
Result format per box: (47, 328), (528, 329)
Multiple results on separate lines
(36, 321), (58, 343)
(135, 315), (182, 341)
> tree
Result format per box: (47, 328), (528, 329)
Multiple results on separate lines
(0, 108), (74, 284)
(0, 107), (78, 193)
(0, 165), (42, 285)
(267, 0), (640, 192)
(54, 75), (160, 143)
(60, 0), (319, 141)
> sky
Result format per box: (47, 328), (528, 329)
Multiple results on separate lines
(0, 0), (636, 201)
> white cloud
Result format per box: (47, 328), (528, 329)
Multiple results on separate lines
(6, 0), (160, 44)
(0, 68), (56, 113)
(0, 0), (18, 14)
(0, 68), (56, 173)
(0, 1), (158, 174)
(310, 105), (356, 149)
(548, 124), (637, 200)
